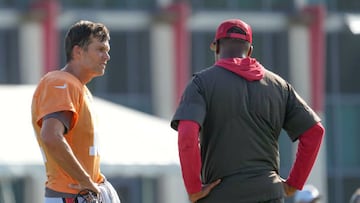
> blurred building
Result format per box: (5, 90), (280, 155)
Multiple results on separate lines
(0, 0), (360, 203)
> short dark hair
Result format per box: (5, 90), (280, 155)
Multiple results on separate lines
(65, 20), (110, 62)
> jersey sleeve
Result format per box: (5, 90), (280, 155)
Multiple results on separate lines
(286, 122), (324, 189)
(171, 76), (207, 131)
(34, 77), (79, 128)
(178, 120), (202, 194)
(283, 84), (321, 141)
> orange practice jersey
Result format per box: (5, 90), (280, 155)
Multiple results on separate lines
(31, 71), (103, 194)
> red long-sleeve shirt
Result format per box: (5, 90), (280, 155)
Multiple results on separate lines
(286, 122), (325, 189)
(177, 120), (325, 194)
(178, 120), (202, 193)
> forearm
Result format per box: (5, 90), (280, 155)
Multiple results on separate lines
(286, 122), (325, 189)
(40, 119), (92, 184)
(47, 138), (91, 181)
(178, 120), (202, 194)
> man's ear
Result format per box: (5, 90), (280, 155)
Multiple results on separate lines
(72, 45), (82, 59)
(247, 45), (253, 57)
(216, 42), (220, 54)
(210, 41), (220, 54)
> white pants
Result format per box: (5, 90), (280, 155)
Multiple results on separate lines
(44, 180), (120, 203)
(98, 180), (121, 203)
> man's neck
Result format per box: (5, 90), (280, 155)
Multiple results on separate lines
(62, 64), (90, 85)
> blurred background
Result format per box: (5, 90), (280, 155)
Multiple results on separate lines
(0, 0), (360, 202)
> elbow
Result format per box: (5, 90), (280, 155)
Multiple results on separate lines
(40, 130), (63, 149)
(316, 122), (325, 139)
(178, 135), (198, 151)
(40, 134), (56, 149)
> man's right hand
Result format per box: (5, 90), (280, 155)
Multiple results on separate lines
(282, 181), (297, 197)
(68, 177), (100, 194)
(188, 179), (221, 203)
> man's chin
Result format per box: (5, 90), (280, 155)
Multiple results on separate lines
(98, 68), (106, 75)
(97, 72), (105, 77)
(93, 71), (105, 79)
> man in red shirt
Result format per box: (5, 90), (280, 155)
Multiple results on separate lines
(171, 19), (325, 203)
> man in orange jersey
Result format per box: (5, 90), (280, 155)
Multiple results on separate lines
(32, 20), (120, 203)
